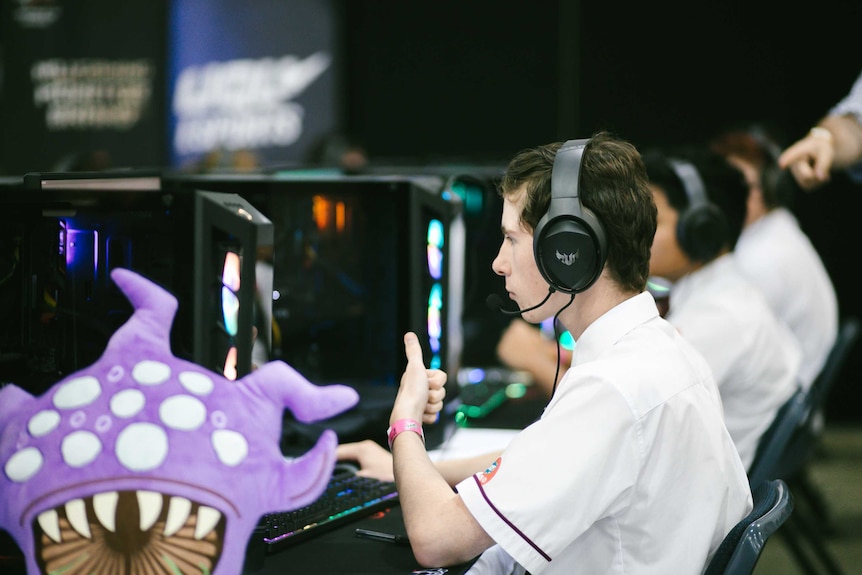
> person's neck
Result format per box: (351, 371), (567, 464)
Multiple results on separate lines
(744, 197), (770, 228)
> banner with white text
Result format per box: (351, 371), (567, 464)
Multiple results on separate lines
(0, 0), (167, 175)
(167, 0), (340, 170)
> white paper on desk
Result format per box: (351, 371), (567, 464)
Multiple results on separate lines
(429, 427), (520, 461)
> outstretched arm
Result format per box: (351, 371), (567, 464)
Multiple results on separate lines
(778, 115), (862, 191)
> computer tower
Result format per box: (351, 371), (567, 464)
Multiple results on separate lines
(163, 173), (465, 448)
(0, 173), (272, 396)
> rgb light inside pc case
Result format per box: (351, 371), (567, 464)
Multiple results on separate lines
(0, 179), (272, 394)
(170, 174), (464, 387)
(193, 190), (273, 380)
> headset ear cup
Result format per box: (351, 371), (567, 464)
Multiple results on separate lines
(534, 208), (607, 293)
(534, 138), (609, 294)
(762, 161), (795, 209)
(677, 204), (728, 261)
(668, 157), (728, 262)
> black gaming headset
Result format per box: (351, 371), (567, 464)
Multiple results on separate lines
(669, 157), (728, 262)
(532, 139), (608, 294)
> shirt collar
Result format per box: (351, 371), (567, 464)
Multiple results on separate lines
(570, 291), (660, 366)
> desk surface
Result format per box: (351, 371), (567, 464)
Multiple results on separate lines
(247, 505), (476, 575)
(247, 390), (545, 574)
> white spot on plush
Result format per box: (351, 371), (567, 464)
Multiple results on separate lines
(132, 360), (171, 385)
(179, 371), (214, 395)
(4, 447), (43, 482)
(110, 389), (145, 418)
(160, 395), (206, 430)
(53, 376), (101, 409)
(62, 431), (102, 467)
(116, 423), (168, 471)
(28, 410), (60, 437)
(212, 429), (248, 467)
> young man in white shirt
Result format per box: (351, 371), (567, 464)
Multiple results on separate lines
(643, 146), (803, 470)
(338, 133), (752, 574)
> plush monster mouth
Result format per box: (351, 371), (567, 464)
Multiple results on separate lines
(32, 490), (225, 575)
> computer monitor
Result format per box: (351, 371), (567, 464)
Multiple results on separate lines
(0, 175), (273, 396)
(163, 173), (465, 447)
(192, 190), (274, 379)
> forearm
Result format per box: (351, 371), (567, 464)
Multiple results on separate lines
(392, 432), (493, 567)
(434, 450), (503, 486)
(820, 114), (862, 169)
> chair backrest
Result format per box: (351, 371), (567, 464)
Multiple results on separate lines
(809, 315), (861, 409)
(747, 387), (810, 488)
(705, 478), (794, 575)
(746, 317), (861, 488)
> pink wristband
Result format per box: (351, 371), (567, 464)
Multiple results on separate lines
(387, 418), (424, 450)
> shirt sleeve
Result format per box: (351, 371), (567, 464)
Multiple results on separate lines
(455, 370), (639, 574)
(829, 71), (862, 123)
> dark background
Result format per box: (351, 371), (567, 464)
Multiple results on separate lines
(340, 1), (862, 423)
(2, 0), (861, 421)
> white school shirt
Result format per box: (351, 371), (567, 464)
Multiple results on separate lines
(458, 292), (752, 575)
(829, 70), (862, 180)
(734, 208), (838, 390)
(667, 254), (803, 469)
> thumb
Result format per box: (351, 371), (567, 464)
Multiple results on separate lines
(403, 331), (425, 365)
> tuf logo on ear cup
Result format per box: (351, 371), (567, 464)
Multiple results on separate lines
(556, 249), (579, 265)
(533, 139), (608, 294)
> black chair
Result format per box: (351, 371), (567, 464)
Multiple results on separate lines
(810, 316), (861, 412)
(705, 478), (794, 575)
(747, 387), (809, 489)
(745, 316), (861, 575)
(786, 316), (861, 531)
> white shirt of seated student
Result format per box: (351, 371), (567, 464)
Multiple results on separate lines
(458, 292), (752, 575)
(667, 253), (803, 469)
(734, 207), (838, 390)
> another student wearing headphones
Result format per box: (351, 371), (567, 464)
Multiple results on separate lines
(709, 127), (838, 390)
(643, 146), (803, 470)
(338, 133), (752, 574)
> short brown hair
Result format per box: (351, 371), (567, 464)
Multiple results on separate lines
(499, 131), (656, 293)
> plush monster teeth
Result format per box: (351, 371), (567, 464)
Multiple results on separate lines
(65, 499), (91, 539)
(37, 509), (61, 543)
(93, 492), (119, 533)
(194, 506), (221, 540)
(137, 490), (163, 532)
(163, 496), (191, 537)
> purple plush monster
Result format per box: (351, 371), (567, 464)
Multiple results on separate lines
(0, 268), (359, 575)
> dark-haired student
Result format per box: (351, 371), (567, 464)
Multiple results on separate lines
(710, 127), (838, 390)
(643, 146), (802, 471)
(338, 132), (751, 575)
